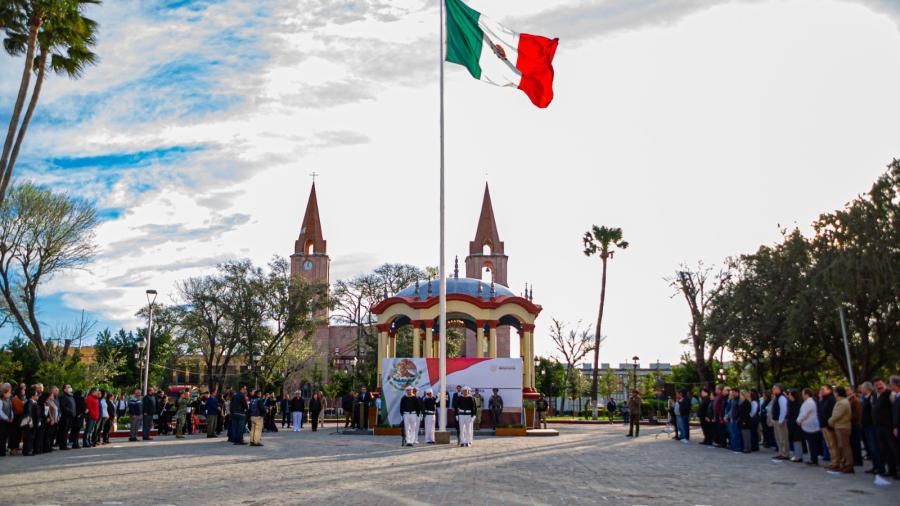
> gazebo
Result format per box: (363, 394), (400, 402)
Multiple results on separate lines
(371, 276), (542, 398)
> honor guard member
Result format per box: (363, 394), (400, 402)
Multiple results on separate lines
(473, 388), (484, 430)
(456, 386), (476, 446)
(400, 386), (420, 447)
(488, 388), (504, 428)
(412, 387), (423, 445)
(422, 390), (437, 444)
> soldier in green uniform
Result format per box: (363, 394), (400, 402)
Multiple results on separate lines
(627, 390), (642, 438)
(175, 390), (190, 439)
(473, 388), (484, 430)
(536, 393), (549, 429)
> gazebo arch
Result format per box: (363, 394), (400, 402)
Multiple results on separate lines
(371, 277), (542, 395)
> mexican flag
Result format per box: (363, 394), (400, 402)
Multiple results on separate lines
(445, 0), (559, 108)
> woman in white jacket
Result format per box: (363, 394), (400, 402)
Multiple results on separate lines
(796, 388), (821, 465)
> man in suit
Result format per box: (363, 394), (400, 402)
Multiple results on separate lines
(57, 384), (75, 450)
(698, 387), (713, 445)
(139, 387), (156, 441)
(357, 386), (372, 430)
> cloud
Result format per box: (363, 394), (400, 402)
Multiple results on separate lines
(101, 212), (252, 261)
(510, 0), (900, 44)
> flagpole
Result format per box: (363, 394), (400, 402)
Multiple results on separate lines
(438, 0), (448, 435)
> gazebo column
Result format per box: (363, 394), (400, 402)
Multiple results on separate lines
(519, 328), (526, 387)
(475, 320), (485, 358)
(488, 320), (498, 358)
(376, 325), (389, 387)
(524, 324), (535, 389)
(424, 327), (434, 358)
(412, 321), (421, 358)
(388, 331), (397, 358)
(433, 332), (440, 357)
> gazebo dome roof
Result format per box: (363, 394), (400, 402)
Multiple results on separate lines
(395, 277), (515, 299)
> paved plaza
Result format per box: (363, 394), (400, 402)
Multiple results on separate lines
(3, 424), (899, 506)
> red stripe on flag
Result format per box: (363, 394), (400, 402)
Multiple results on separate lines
(516, 34), (559, 108)
(425, 358), (489, 386)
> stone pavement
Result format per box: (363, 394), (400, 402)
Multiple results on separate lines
(3, 424), (898, 506)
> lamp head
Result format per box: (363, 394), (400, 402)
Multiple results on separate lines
(136, 336), (145, 349)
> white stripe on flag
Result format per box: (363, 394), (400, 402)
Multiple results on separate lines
(477, 15), (522, 87)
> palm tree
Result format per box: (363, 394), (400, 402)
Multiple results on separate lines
(583, 225), (628, 418)
(0, 0), (100, 205)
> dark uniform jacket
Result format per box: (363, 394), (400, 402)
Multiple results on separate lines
(456, 396), (475, 415)
(400, 395), (421, 415)
(422, 396), (436, 414)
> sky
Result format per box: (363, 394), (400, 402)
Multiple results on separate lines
(1, 0), (899, 367)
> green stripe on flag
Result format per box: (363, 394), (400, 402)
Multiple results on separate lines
(446, 0), (483, 80)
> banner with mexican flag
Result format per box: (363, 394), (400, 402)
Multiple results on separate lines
(381, 357), (522, 426)
(445, 0), (559, 108)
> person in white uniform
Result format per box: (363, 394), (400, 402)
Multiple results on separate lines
(456, 386), (476, 447)
(422, 390), (436, 444)
(400, 386), (421, 447)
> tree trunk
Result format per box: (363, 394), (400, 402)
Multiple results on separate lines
(590, 254), (608, 418)
(1, 47), (45, 199)
(0, 18), (40, 208)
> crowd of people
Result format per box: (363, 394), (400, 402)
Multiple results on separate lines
(0, 380), (361, 456)
(651, 375), (900, 485)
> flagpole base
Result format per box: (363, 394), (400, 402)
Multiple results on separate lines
(434, 431), (451, 445)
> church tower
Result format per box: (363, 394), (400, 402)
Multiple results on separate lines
(464, 183), (510, 358)
(465, 183), (509, 286)
(291, 183), (330, 319)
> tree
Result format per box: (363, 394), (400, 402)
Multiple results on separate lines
(582, 225), (628, 418)
(134, 303), (186, 389)
(177, 257), (329, 392)
(332, 263), (429, 386)
(598, 368), (617, 404)
(1, 0), (100, 205)
(535, 356), (565, 413)
(707, 230), (826, 390)
(0, 183), (98, 361)
(549, 318), (597, 416)
(800, 161), (900, 382)
(668, 261), (730, 390)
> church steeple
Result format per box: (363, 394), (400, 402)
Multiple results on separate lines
(469, 183), (504, 255)
(292, 182), (331, 293)
(466, 182), (508, 286)
(294, 183), (326, 255)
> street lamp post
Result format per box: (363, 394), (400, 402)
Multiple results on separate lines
(136, 336), (145, 388)
(143, 289), (157, 395)
(631, 356), (639, 393)
(252, 351), (262, 391)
